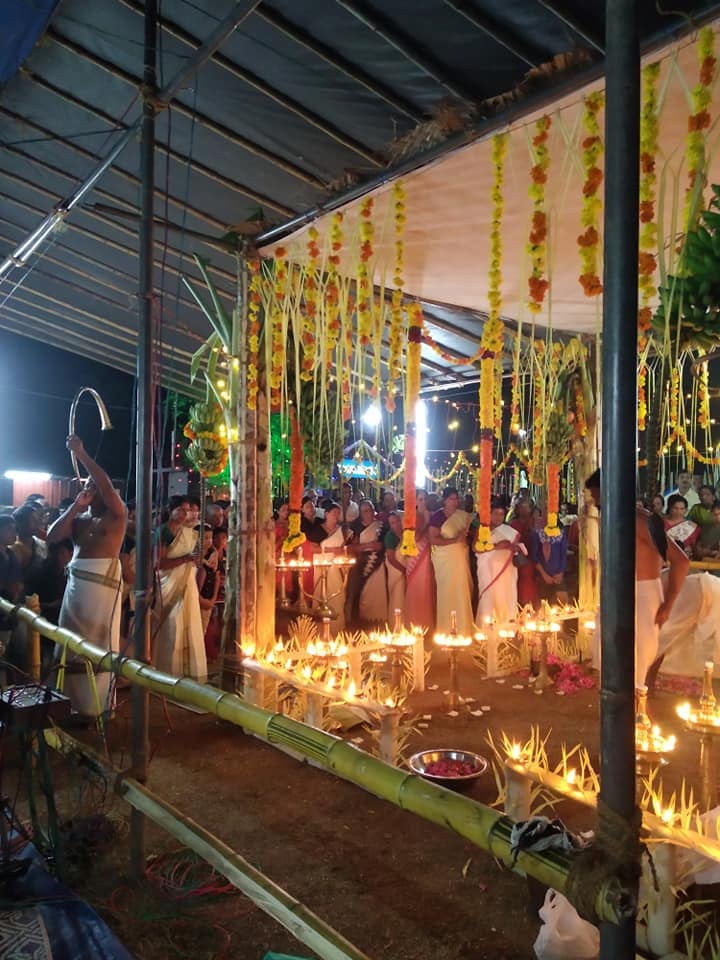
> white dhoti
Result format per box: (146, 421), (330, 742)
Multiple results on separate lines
(475, 524), (518, 625)
(57, 558), (122, 716)
(636, 577), (663, 687)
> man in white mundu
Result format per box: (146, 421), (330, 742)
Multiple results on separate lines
(47, 436), (127, 716)
(475, 502), (520, 625)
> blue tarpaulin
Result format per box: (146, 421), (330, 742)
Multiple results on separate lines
(0, 0), (58, 86)
(1, 840), (134, 960)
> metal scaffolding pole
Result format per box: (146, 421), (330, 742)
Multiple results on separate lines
(130, 0), (158, 878)
(599, 1), (640, 957)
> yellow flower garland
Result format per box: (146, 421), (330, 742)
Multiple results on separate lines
(527, 116), (551, 314)
(300, 227), (321, 382)
(325, 212), (344, 369)
(357, 197), (374, 346)
(386, 180), (406, 413)
(477, 133), (507, 553)
(683, 26), (716, 231)
(247, 258), (262, 411)
(269, 247), (288, 409)
(577, 93), (604, 297)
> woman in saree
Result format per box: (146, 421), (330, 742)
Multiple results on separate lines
(306, 501), (348, 631)
(664, 494), (701, 557)
(404, 488), (435, 631)
(153, 497), (207, 682)
(343, 499), (387, 628)
(429, 486), (474, 635)
(384, 512), (406, 623)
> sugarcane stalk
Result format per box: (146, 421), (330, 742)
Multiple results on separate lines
(256, 386), (275, 649)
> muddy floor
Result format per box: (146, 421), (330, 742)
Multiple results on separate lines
(7, 649), (710, 960)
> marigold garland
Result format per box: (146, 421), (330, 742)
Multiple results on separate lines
(544, 462), (561, 537)
(387, 181), (407, 413)
(637, 365), (648, 432)
(269, 247), (288, 410)
(573, 380), (587, 438)
(247, 258), (262, 411)
(577, 93), (604, 297)
(638, 61), (660, 352)
(357, 197), (374, 346)
(683, 26), (716, 230)
(527, 116), (551, 314)
(698, 354), (710, 429)
(283, 407), (307, 553)
(477, 133), (507, 552)
(325, 212), (344, 370)
(300, 227), (321, 382)
(341, 302), (354, 421)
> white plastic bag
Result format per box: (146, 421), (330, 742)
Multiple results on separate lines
(533, 888), (599, 960)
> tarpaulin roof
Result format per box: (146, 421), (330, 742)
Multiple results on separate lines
(1, 0), (719, 393)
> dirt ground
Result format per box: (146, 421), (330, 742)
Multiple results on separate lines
(8, 649), (712, 960)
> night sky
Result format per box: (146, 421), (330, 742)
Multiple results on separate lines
(1, 329), (135, 485)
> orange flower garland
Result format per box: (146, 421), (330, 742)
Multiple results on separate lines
(684, 26), (716, 230)
(300, 227), (321, 382)
(341, 301), (354, 421)
(577, 93), (604, 297)
(573, 380), (587, 438)
(357, 197), (374, 346)
(283, 407), (306, 553)
(527, 116), (551, 314)
(477, 133), (507, 553)
(386, 180), (407, 412)
(269, 247), (288, 410)
(247, 258), (262, 411)
(401, 302), (422, 557)
(544, 462), (561, 537)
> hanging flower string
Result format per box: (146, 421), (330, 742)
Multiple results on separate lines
(325, 212), (344, 370)
(577, 92), (604, 297)
(269, 247), (288, 410)
(387, 180), (406, 413)
(527, 116), (552, 314)
(637, 61), (660, 432)
(300, 227), (321, 381)
(357, 197), (374, 346)
(247, 258), (262, 411)
(683, 26), (716, 230)
(401, 303), (422, 556)
(477, 133), (507, 553)
(283, 407), (307, 553)
(698, 353), (710, 430)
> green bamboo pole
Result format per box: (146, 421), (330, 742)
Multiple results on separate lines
(44, 728), (372, 960)
(2, 596), (624, 922)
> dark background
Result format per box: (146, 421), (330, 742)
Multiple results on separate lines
(1, 329), (135, 483)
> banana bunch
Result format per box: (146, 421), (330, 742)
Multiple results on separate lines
(653, 184), (720, 351)
(184, 401), (228, 477)
(544, 410), (574, 464)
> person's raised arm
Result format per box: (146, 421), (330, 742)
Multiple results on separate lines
(47, 487), (93, 544)
(66, 435), (126, 519)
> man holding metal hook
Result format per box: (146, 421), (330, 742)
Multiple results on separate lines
(47, 435), (127, 717)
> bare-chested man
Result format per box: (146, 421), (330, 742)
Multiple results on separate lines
(47, 435), (126, 716)
(584, 469), (688, 688)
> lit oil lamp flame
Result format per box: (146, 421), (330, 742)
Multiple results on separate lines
(302, 665), (311, 679)
(347, 680), (357, 699)
(384, 696), (395, 707)
(566, 768), (577, 785)
(509, 742), (522, 761)
(661, 808), (674, 824)
(583, 620), (596, 631)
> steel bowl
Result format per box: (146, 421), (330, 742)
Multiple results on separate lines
(409, 749), (488, 791)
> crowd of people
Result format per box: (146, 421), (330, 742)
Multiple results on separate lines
(273, 482), (585, 636)
(0, 437), (230, 718)
(643, 470), (720, 565)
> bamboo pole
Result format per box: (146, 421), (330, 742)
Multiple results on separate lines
(2, 596), (626, 922)
(44, 728), (373, 960)
(25, 594), (41, 680)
